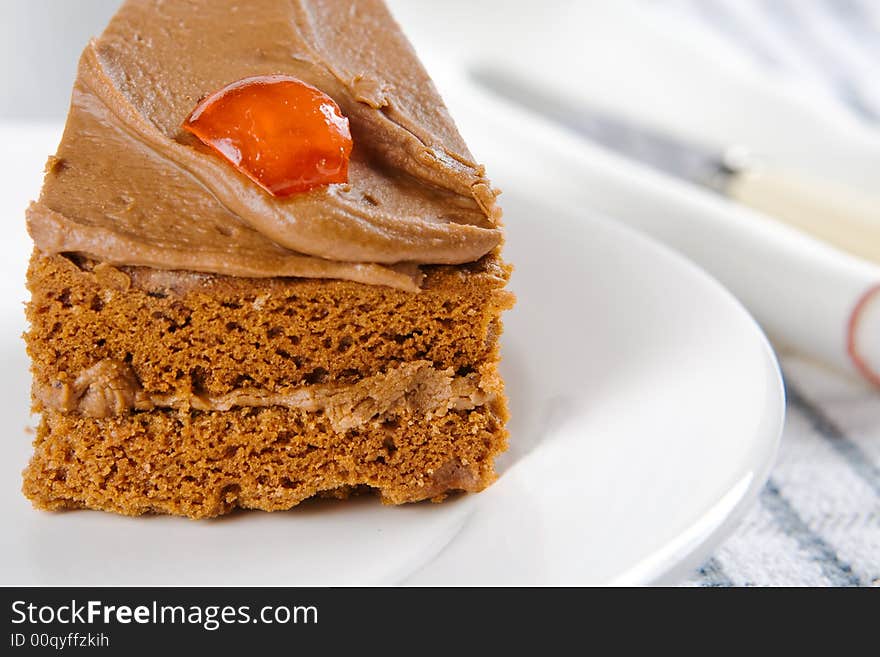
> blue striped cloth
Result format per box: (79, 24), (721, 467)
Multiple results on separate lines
(653, 0), (880, 587)
(689, 355), (880, 586)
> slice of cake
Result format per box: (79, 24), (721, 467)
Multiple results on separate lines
(22, 0), (514, 518)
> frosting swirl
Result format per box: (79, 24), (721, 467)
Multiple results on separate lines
(27, 0), (503, 291)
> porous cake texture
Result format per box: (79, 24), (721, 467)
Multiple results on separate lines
(23, 251), (513, 518)
(22, 0), (515, 519)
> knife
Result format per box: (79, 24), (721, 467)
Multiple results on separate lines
(472, 68), (880, 266)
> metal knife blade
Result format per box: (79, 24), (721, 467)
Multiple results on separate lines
(471, 67), (880, 273)
(471, 67), (742, 193)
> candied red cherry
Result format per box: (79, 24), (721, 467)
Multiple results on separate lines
(183, 75), (353, 197)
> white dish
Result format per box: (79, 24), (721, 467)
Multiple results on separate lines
(0, 119), (783, 586)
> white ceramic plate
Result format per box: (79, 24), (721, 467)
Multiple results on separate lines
(0, 117), (783, 586)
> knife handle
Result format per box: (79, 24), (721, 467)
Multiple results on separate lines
(726, 168), (880, 265)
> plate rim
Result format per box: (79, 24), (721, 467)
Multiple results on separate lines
(414, 81), (787, 585)
(407, 206), (785, 586)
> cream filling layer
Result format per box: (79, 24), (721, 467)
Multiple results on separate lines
(35, 359), (495, 432)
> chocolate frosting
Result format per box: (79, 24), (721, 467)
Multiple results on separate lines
(27, 0), (503, 291)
